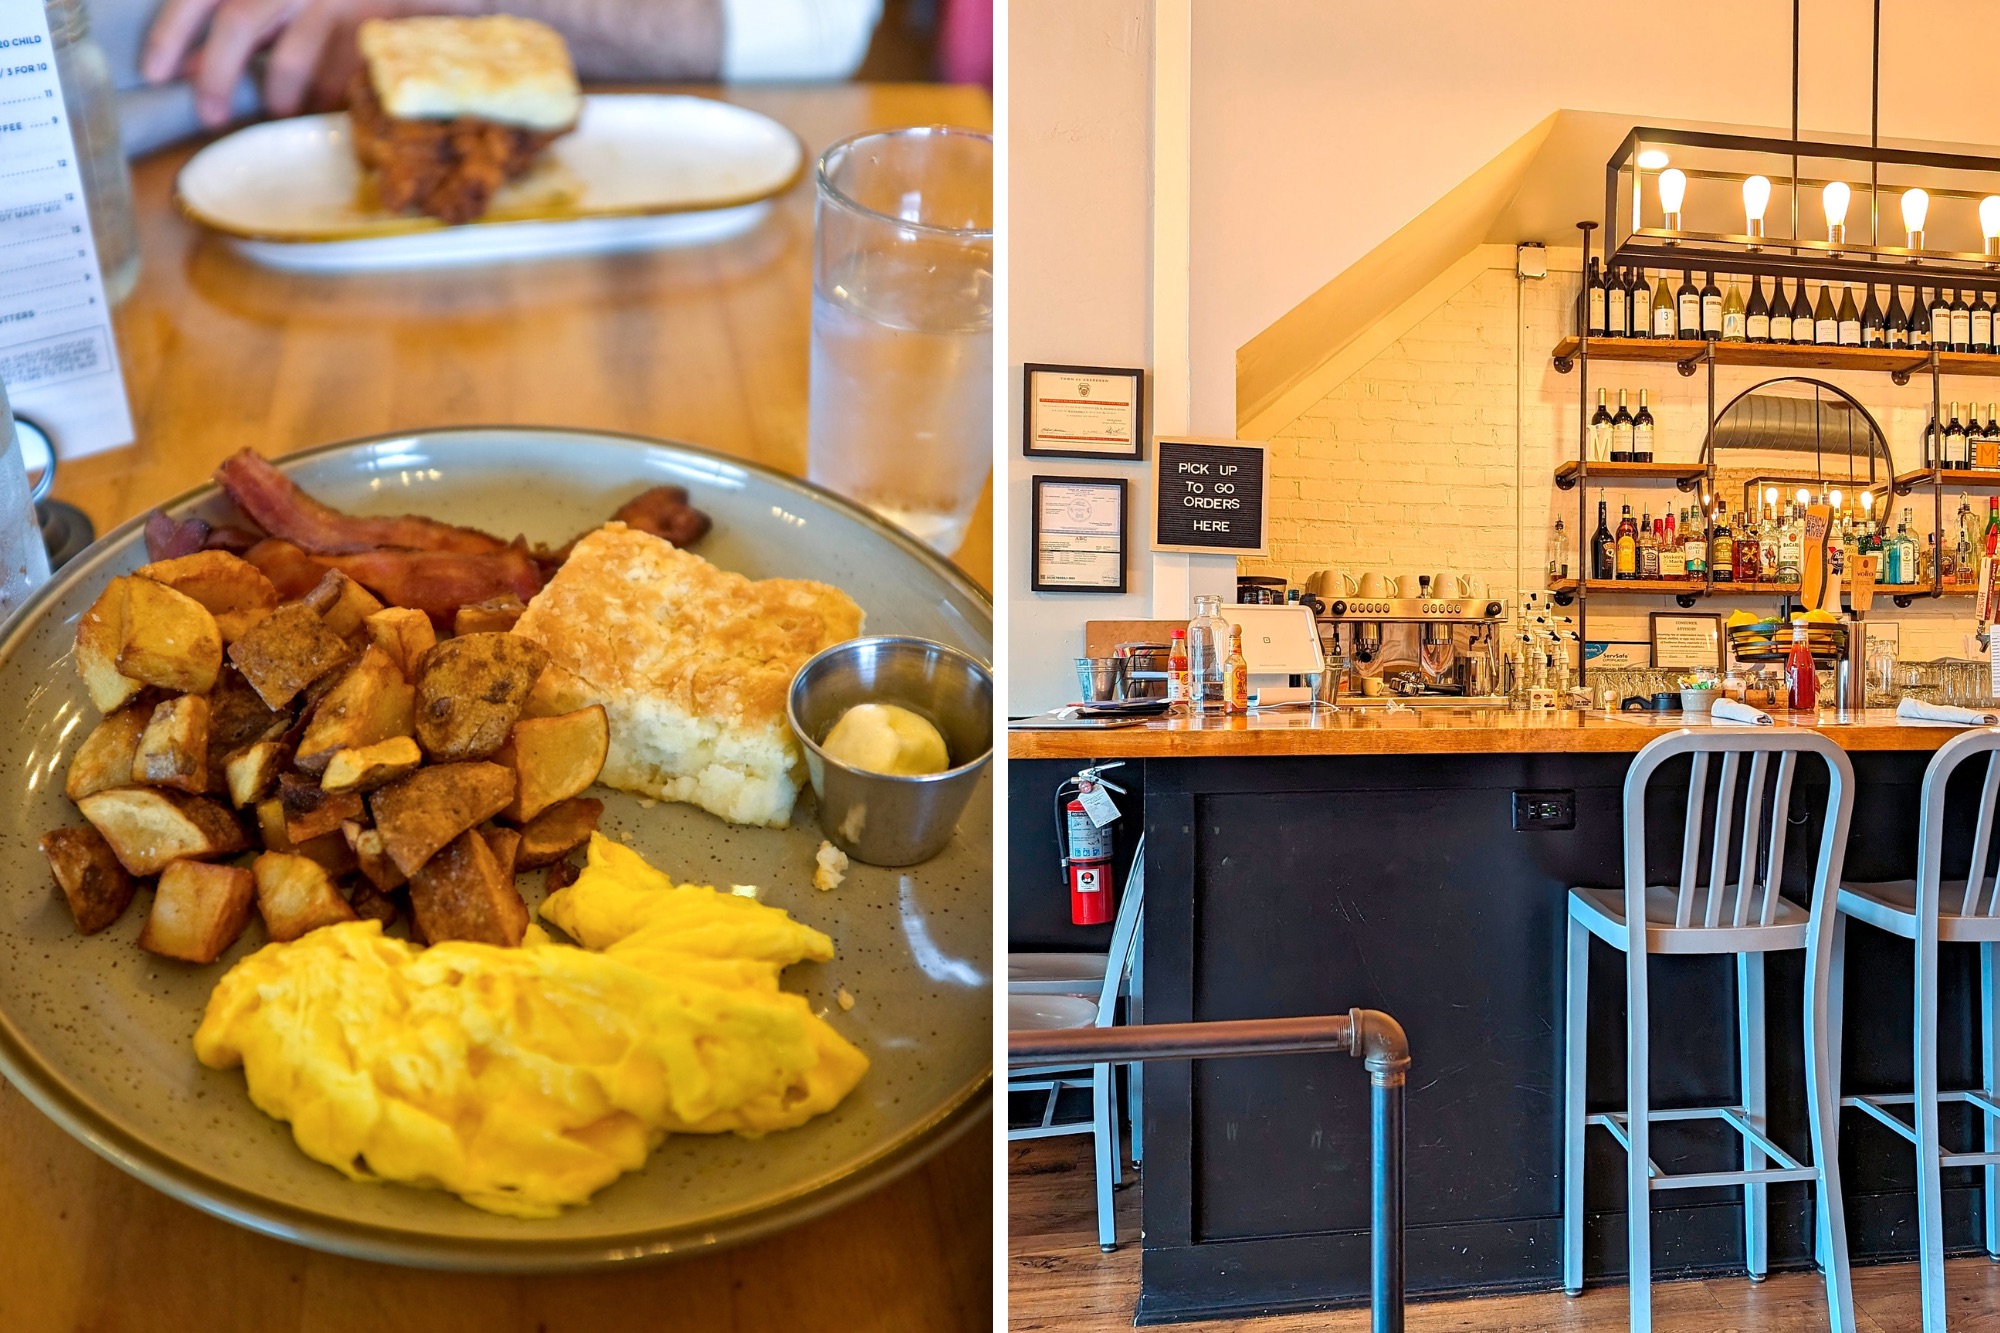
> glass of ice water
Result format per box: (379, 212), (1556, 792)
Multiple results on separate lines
(808, 126), (992, 554)
(0, 400), (51, 625)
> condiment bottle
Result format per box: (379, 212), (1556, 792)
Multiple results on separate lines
(1167, 628), (1190, 714)
(1785, 617), (1817, 711)
(1222, 624), (1248, 714)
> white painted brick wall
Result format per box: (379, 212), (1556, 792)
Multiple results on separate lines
(1249, 255), (1978, 663)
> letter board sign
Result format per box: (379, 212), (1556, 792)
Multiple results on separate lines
(1152, 436), (1268, 555)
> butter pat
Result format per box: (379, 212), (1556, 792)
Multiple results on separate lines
(821, 703), (949, 777)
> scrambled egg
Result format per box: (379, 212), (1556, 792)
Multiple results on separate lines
(193, 834), (868, 1217)
(821, 702), (950, 776)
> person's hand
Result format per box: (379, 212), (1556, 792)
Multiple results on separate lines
(143, 0), (482, 127)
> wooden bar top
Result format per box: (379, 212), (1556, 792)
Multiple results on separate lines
(1007, 706), (1973, 760)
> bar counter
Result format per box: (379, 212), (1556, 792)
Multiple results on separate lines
(1007, 707), (1992, 1324)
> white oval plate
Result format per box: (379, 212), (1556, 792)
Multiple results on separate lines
(176, 95), (804, 270)
(0, 428), (991, 1270)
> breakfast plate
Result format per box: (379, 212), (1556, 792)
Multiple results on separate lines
(176, 95), (805, 271)
(0, 427), (991, 1269)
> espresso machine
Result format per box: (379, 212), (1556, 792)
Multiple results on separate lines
(1317, 591), (1510, 704)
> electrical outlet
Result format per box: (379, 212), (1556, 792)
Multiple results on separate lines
(1512, 789), (1576, 831)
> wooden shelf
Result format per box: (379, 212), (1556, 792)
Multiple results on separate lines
(1892, 468), (2000, 493)
(1554, 460), (1706, 489)
(1550, 336), (2000, 381)
(1550, 577), (1972, 599)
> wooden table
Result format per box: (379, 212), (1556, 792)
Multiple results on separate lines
(2, 84), (991, 1333)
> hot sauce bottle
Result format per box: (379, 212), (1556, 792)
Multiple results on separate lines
(1167, 628), (1191, 714)
(1222, 624), (1248, 714)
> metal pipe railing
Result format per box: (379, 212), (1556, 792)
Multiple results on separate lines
(1007, 1009), (1411, 1333)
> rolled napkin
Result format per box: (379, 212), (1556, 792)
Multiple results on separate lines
(1897, 697), (2000, 726)
(1709, 698), (1774, 726)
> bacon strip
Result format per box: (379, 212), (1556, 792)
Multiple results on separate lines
(144, 510), (210, 561)
(534, 485), (713, 568)
(323, 547), (545, 628)
(215, 450), (511, 556)
(241, 539), (334, 601)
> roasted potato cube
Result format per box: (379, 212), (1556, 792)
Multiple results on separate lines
(113, 576), (222, 695)
(452, 595), (526, 637)
(480, 825), (521, 882)
(320, 735), (422, 794)
(279, 772), (364, 845)
(515, 797), (603, 868)
(299, 568), (384, 640)
(253, 796), (290, 850)
(495, 705), (607, 823)
(413, 633), (549, 761)
(370, 761), (515, 876)
(76, 577), (144, 712)
(294, 647), (414, 774)
(226, 602), (353, 710)
(134, 551), (279, 645)
(254, 795), (357, 877)
(342, 820), (406, 891)
(364, 607), (437, 679)
(77, 788), (248, 876)
(409, 828), (528, 947)
(252, 851), (358, 943)
(138, 859), (255, 963)
(543, 857), (582, 893)
(348, 883), (399, 927)
(223, 739), (289, 808)
(66, 704), (152, 802)
(206, 666), (286, 751)
(38, 826), (137, 934)
(519, 661), (592, 720)
(132, 695), (210, 793)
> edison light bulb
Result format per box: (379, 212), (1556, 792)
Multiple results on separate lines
(1637, 148), (1670, 170)
(1797, 488), (1812, 507)
(1658, 168), (1687, 231)
(1823, 180), (1851, 248)
(1982, 195), (2000, 259)
(1743, 175), (1771, 243)
(1862, 490), (1875, 517)
(1902, 187), (1929, 250)
(1829, 489), (1844, 510)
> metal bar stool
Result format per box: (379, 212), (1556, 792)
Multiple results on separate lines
(1828, 727), (2000, 1331)
(1562, 729), (1856, 1333)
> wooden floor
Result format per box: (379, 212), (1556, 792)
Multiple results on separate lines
(1008, 1137), (2000, 1331)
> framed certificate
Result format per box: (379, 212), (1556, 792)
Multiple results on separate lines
(1030, 476), (1128, 593)
(1023, 363), (1144, 460)
(1649, 612), (1724, 670)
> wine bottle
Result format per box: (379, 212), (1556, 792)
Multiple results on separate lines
(1813, 283), (1838, 344)
(1887, 284), (1909, 348)
(1722, 277), (1746, 340)
(1630, 268), (1652, 339)
(1610, 389), (1635, 462)
(1652, 272), (1676, 337)
(1932, 288), (1956, 349)
(1588, 386), (1612, 462)
(1925, 405), (1942, 469)
(1607, 265), (1629, 337)
(1913, 287), (1933, 347)
(1676, 269), (1700, 338)
(1769, 279), (1794, 343)
(1746, 275), (1770, 342)
(1701, 270), (1723, 340)
(1585, 257), (1606, 337)
(1953, 288), (1973, 351)
(1836, 284), (1861, 345)
(1632, 389), (1655, 462)
(1862, 283), (1885, 347)
(1791, 279), (1815, 343)
(1592, 500), (1615, 580)
(1975, 290), (1994, 353)
(1949, 401), (1968, 469)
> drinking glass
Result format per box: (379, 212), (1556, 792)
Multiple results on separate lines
(0, 393), (51, 624)
(808, 126), (992, 554)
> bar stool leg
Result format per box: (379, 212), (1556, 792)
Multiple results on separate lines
(1818, 914), (1848, 1271)
(1563, 912), (1589, 1296)
(1983, 941), (1999, 1260)
(1915, 923), (1947, 1330)
(1737, 952), (1768, 1281)
(1806, 911), (1857, 1333)
(1094, 1061), (1117, 1251)
(1626, 943), (1653, 1333)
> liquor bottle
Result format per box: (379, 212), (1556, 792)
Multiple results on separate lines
(1630, 268), (1652, 338)
(1585, 257), (1606, 337)
(1637, 509), (1659, 579)
(1887, 284), (1909, 347)
(1611, 389), (1635, 461)
(1912, 287), (1933, 347)
(1785, 618), (1817, 711)
(1759, 503), (1780, 583)
(1632, 389), (1655, 462)
(1682, 507), (1707, 577)
(1746, 275), (1770, 342)
(1862, 283), (1885, 347)
(1974, 290), (1994, 353)
(1813, 283), (1839, 344)
(1884, 511), (1907, 584)
(1652, 272), (1676, 337)
(1591, 500), (1615, 580)
(1900, 509), (1921, 584)
(1947, 401), (1968, 470)
(1791, 280), (1815, 343)
(1588, 387), (1612, 462)
(1932, 288), (1956, 349)
(1736, 503), (1763, 582)
(1836, 284), (1861, 346)
(1987, 496), (1999, 559)
(1957, 501), (1977, 583)
(1222, 623), (1247, 714)
(1778, 504), (1803, 584)
(1607, 265), (1629, 337)
(1615, 503), (1637, 579)
(1166, 628), (1190, 711)
(1660, 513), (1686, 578)
(1677, 269), (1700, 337)
(1710, 500), (1734, 580)
(1769, 279), (1794, 343)
(1953, 288), (1974, 351)
(1548, 517), (1569, 581)
(1701, 270), (1724, 340)
(1721, 276), (1746, 340)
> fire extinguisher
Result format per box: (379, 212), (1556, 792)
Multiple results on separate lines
(1055, 762), (1126, 925)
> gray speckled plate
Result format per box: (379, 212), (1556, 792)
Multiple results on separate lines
(0, 428), (991, 1270)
